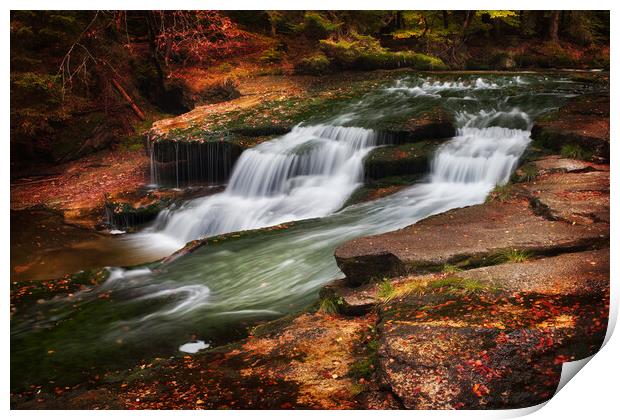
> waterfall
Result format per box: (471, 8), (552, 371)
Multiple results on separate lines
(139, 124), (377, 248)
(14, 74), (579, 382)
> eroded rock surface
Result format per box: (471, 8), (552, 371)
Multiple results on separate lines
(525, 170), (609, 225)
(335, 199), (608, 285)
(531, 93), (610, 161)
(375, 247), (608, 409)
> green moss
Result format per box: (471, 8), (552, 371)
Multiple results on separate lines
(294, 53), (331, 75)
(259, 48), (284, 64)
(319, 34), (446, 71)
(348, 337), (379, 380)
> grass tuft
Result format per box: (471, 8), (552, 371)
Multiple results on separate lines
(318, 296), (341, 314)
(376, 279), (395, 300)
(441, 263), (463, 274)
(485, 183), (513, 203)
(561, 143), (591, 160)
(428, 277), (487, 295)
(493, 248), (532, 264)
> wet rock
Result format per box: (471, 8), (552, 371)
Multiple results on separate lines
(320, 278), (378, 315)
(148, 138), (244, 187)
(525, 170), (609, 225)
(453, 248), (609, 296)
(11, 268), (110, 308)
(364, 140), (440, 181)
(532, 155), (609, 175)
(160, 222), (297, 265)
(375, 247), (609, 409)
(16, 313), (375, 409)
(531, 93), (609, 162)
(335, 200), (608, 285)
(104, 193), (170, 230)
(378, 108), (455, 144)
(104, 186), (224, 230)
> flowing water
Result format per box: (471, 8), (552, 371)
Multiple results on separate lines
(141, 125), (378, 249)
(11, 73), (584, 389)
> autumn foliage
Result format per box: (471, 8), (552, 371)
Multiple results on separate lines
(152, 11), (262, 65)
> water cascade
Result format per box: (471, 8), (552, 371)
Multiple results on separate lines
(148, 137), (244, 187)
(140, 124), (378, 249)
(11, 74), (582, 387)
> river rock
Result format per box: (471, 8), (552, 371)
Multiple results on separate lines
(525, 170), (609, 225)
(335, 199), (608, 285)
(531, 93), (609, 161)
(364, 140), (440, 181)
(532, 155), (609, 174)
(320, 278), (378, 315)
(378, 108), (455, 144)
(375, 247), (609, 409)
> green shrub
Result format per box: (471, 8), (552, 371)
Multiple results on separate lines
(296, 12), (340, 39)
(319, 35), (446, 71)
(294, 53), (331, 75)
(259, 48), (284, 64)
(561, 143), (591, 160)
(11, 72), (62, 105)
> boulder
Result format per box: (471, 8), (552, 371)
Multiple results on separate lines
(377, 108), (455, 145)
(531, 93), (609, 162)
(364, 140), (440, 181)
(335, 200), (608, 285)
(375, 248), (609, 409)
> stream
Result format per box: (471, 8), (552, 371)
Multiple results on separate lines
(11, 73), (585, 389)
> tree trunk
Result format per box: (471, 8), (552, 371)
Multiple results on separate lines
(395, 11), (403, 30)
(111, 78), (146, 121)
(460, 10), (473, 42)
(442, 11), (449, 29)
(548, 11), (560, 43)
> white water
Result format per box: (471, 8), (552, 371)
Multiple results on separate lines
(137, 124), (377, 250)
(108, 119), (532, 329)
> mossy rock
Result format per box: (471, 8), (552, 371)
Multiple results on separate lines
(319, 36), (446, 72)
(364, 140), (439, 181)
(531, 93), (609, 162)
(11, 268), (110, 307)
(104, 194), (170, 230)
(375, 107), (455, 144)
